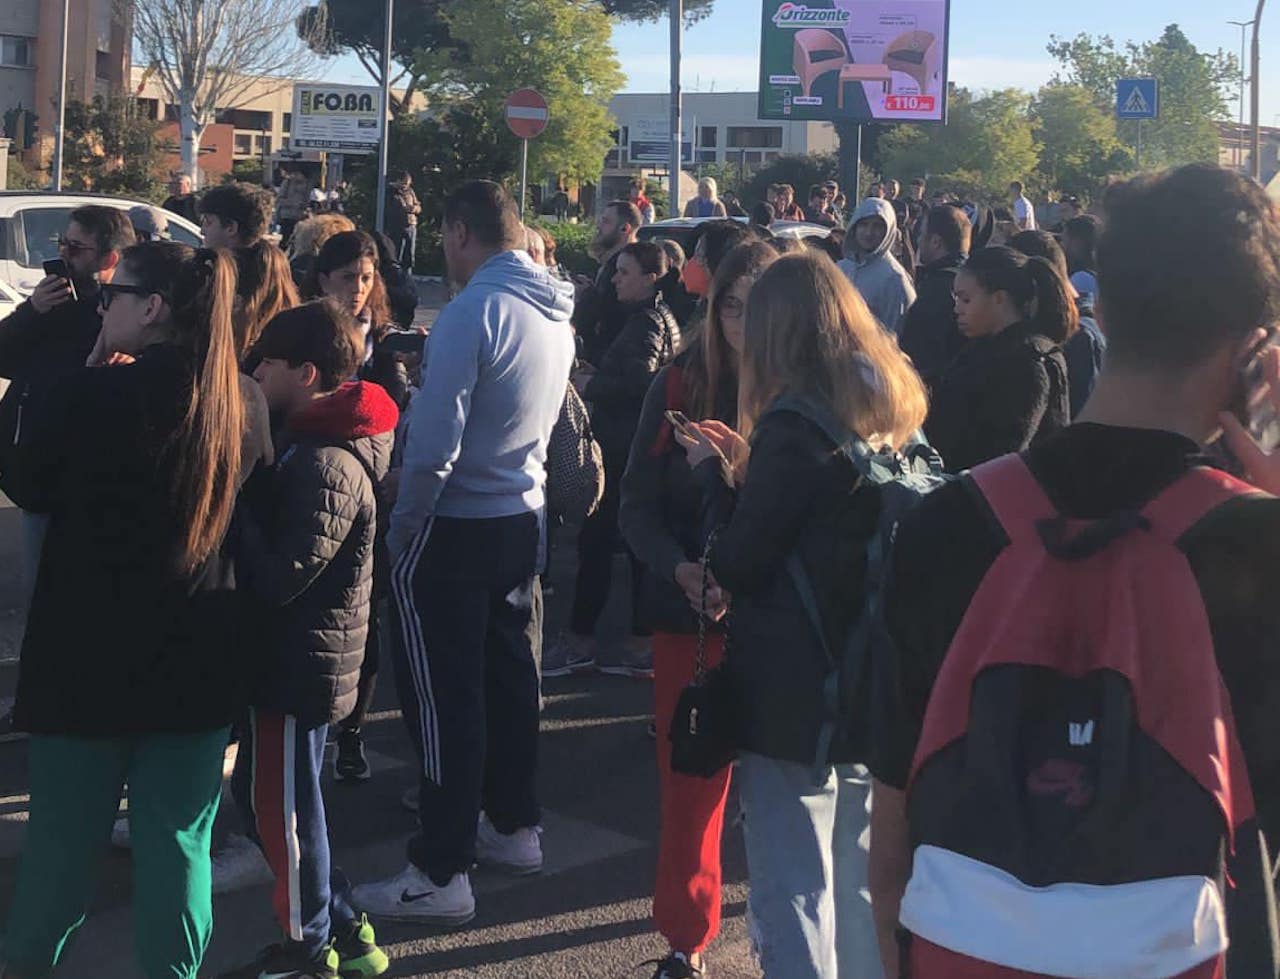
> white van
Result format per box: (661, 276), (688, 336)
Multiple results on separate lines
(0, 191), (203, 297)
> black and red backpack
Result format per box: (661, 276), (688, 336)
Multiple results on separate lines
(901, 453), (1280, 979)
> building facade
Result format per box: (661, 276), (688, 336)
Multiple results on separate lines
(1, 0), (130, 165)
(605, 91), (838, 171)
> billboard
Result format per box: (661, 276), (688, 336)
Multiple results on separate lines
(290, 83), (382, 153)
(758, 1), (950, 124)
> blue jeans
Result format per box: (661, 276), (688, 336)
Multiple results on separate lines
(736, 752), (882, 979)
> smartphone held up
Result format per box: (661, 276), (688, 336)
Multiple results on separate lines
(42, 259), (78, 303)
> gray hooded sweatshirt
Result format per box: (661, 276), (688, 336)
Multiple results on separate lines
(388, 249), (575, 560)
(837, 197), (917, 337)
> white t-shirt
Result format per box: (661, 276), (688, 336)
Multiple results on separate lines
(1013, 195), (1037, 230)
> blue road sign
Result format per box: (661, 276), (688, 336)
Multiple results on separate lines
(1116, 78), (1159, 120)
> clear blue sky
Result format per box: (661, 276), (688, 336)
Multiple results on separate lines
(326, 0), (1280, 122)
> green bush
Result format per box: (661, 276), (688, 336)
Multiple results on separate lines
(533, 220), (596, 276)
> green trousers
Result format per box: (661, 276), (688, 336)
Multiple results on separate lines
(4, 728), (230, 979)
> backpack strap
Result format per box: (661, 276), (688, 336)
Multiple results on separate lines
(968, 454), (1058, 547)
(1141, 466), (1262, 543)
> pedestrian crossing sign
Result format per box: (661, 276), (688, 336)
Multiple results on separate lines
(1116, 78), (1159, 120)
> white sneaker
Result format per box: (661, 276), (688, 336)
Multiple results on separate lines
(475, 812), (543, 875)
(352, 864), (476, 925)
(210, 832), (273, 895)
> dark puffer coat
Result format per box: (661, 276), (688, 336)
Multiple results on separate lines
(238, 381), (398, 725)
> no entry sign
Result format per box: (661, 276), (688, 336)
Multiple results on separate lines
(505, 89), (550, 140)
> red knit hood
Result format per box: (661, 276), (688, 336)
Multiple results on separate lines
(287, 381), (399, 441)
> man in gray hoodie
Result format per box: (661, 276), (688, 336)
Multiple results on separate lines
(353, 181), (575, 926)
(837, 196), (917, 337)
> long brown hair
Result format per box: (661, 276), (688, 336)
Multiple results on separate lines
(307, 230), (391, 337)
(234, 239), (300, 356)
(740, 252), (928, 450)
(120, 242), (245, 574)
(684, 241), (778, 421)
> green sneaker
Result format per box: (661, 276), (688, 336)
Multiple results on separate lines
(334, 914), (390, 978)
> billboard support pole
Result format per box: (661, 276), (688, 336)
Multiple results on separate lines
(375, 0), (394, 234)
(853, 124), (863, 201)
(1136, 120), (1141, 170)
(670, 0), (683, 216)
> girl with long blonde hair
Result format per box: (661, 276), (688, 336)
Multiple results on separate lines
(677, 251), (927, 979)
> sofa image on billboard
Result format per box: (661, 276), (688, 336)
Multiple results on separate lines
(793, 29), (849, 98)
(884, 30), (940, 93)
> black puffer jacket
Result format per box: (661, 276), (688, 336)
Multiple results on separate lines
(700, 407), (879, 765)
(1, 344), (274, 736)
(924, 320), (1070, 473)
(584, 295), (680, 471)
(238, 381), (398, 726)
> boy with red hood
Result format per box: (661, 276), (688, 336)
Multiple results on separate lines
(230, 299), (399, 979)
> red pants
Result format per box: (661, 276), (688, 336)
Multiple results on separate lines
(652, 630), (731, 954)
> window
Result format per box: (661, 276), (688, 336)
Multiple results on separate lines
(283, 112), (292, 132)
(95, 50), (111, 80)
(281, 136), (291, 150)
(137, 98), (160, 120)
(620, 126), (629, 145)
(700, 126), (717, 148)
(744, 151), (763, 165)
(0, 35), (33, 68)
(727, 126), (783, 149)
(695, 150), (717, 163)
(18, 208), (75, 269)
(233, 133), (253, 156)
(217, 108), (272, 130)
(254, 134), (272, 154)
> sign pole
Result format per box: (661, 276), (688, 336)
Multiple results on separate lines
(669, 0), (683, 217)
(519, 138), (529, 218)
(1136, 120), (1141, 170)
(50, 0), (70, 191)
(854, 124), (863, 201)
(374, 0), (394, 234)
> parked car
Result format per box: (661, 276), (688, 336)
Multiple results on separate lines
(0, 278), (19, 320)
(0, 191), (203, 297)
(635, 215), (834, 255)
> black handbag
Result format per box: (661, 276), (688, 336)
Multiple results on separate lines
(669, 533), (740, 778)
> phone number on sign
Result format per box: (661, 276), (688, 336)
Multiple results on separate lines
(884, 95), (937, 113)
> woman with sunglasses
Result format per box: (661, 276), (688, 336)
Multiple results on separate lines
(619, 240), (778, 979)
(0, 242), (272, 979)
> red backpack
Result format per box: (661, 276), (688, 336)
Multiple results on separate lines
(901, 453), (1275, 979)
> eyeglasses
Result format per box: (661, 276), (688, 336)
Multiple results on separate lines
(720, 296), (746, 320)
(99, 282), (157, 310)
(58, 236), (95, 256)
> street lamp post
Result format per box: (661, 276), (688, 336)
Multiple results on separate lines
(669, 0), (683, 217)
(1252, 0), (1266, 181)
(1229, 19), (1255, 170)
(50, 0), (70, 191)
(374, 0), (394, 234)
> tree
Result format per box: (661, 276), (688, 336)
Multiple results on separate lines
(877, 88), (1039, 199)
(297, 0), (710, 118)
(413, 0), (623, 187)
(127, 0), (327, 186)
(1032, 84), (1131, 193)
(62, 95), (167, 199)
(1048, 24), (1235, 169)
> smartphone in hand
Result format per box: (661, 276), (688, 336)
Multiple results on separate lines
(1241, 330), (1280, 453)
(664, 409), (694, 438)
(42, 258), (78, 302)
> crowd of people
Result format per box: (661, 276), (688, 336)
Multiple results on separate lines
(0, 157), (1278, 979)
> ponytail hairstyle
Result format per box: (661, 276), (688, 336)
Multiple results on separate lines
(234, 240), (301, 356)
(307, 230), (391, 339)
(962, 245), (1078, 344)
(740, 251), (928, 451)
(118, 242), (245, 575)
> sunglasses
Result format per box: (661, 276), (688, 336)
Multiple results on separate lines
(58, 236), (96, 255)
(99, 282), (158, 310)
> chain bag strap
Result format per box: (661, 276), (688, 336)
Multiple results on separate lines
(669, 528), (740, 778)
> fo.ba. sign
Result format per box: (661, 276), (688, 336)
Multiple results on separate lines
(291, 83), (382, 153)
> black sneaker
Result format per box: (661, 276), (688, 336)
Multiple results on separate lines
(220, 940), (339, 979)
(334, 728), (371, 783)
(645, 952), (705, 979)
(333, 913), (390, 978)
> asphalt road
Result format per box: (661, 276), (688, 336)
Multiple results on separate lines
(0, 278), (764, 978)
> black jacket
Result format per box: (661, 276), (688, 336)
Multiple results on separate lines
(238, 382), (398, 726)
(925, 320), (1070, 473)
(620, 358), (736, 634)
(162, 194), (200, 225)
(0, 294), (101, 384)
(584, 295), (680, 471)
(361, 333), (412, 413)
(2, 344), (274, 736)
(573, 252), (626, 367)
(701, 407), (879, 765)
(899, 252), (966, 387)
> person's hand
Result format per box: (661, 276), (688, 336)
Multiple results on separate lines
(30, 274), (73, 315)
(1221, 335), (1280, 495)
(86, 329), (135, 368)
(674, 561), (729, 621)
(678, 420), (749, 485)
(674, 422), (726, 469)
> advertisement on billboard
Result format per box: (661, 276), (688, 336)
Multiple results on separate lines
(758, 1), (950, 124)
(290, 83), (382, 153)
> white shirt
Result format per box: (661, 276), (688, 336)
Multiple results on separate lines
(1013, 195), (1037, 231)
